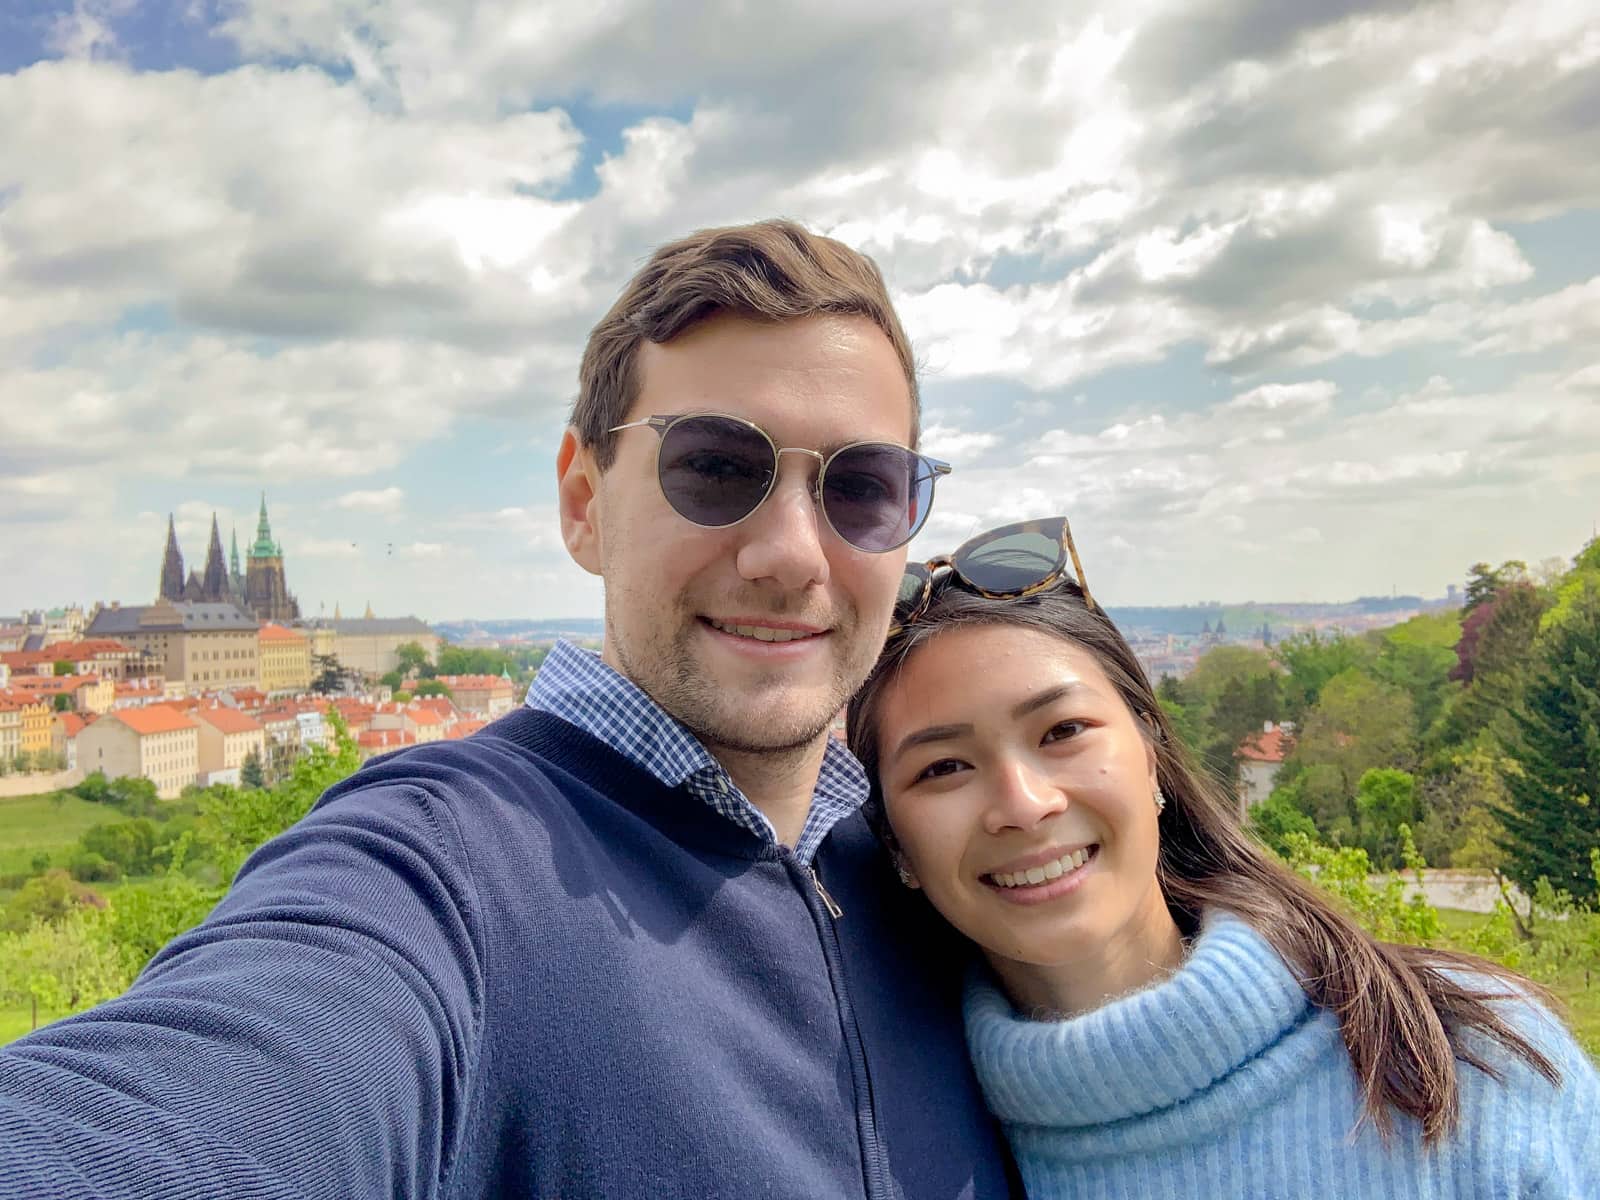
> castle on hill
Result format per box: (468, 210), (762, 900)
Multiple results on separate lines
(158, 494), (301, 624)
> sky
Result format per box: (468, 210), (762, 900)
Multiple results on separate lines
(2, 0), (1598, 622)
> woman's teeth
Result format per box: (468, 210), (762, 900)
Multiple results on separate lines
(990, 846), (1095, 889)
(707, 619), (818, 643)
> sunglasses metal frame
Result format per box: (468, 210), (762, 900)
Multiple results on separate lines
(608, 411), (952, 553)
(891, 516), (1093, 636)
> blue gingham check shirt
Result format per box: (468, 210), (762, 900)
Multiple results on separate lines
(524, 639), (869, 867)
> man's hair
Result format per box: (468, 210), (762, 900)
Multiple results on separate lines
(574, 218), (919, 469)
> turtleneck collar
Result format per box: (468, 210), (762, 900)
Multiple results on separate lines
(965, 911), (1340, 1153)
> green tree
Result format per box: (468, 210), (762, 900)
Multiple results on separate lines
(414, 680), (453, 699)
(1355, 767), (1420, 870)
(105, 861), (225, 980)
(2, 870), (106, 934)
(1499, 579), (1600, 904)
(196, 711), (360, 882)
(1371, 611), (1461, 737)
(379, 670), (404, 691)
(105, 776), (159, 817)
(311, 653), (347, 695)
(1285, 669), (1416, 837)
(239, 749), (266, 790)
(80, 819), (159, 877)
(394, 641), (433, 679)
(52, 660), (75, 677)
(52, 693), (73, 713)
(1246, 784), (1319, 857)
(1413, 739), (1511, 870)
(1444, 583), (1549, 747)
(1276, 630), (1377, 720)
(0, 909), (128, 1016)
(73, 770), (111, 805)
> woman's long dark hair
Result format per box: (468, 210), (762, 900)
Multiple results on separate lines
(846, 576), (1559, 1143)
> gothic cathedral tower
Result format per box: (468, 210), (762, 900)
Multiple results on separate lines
(244, 494), (302, 623)
(158, 514), (185, 602)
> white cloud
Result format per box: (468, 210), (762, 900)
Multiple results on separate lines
(920, 423), (1001, 459)
(336, 487), (405, 514)
(4, 0), (1600, 614)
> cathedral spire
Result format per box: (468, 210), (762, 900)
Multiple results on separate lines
(202, 513), (228, 601)
(250, 493), (277, 560)
(159, 513), (185, 602)
(229, 526), (241, 576)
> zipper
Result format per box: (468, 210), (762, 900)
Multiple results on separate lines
(787, 850), (892, 1200)
(809, 866), (843, 918)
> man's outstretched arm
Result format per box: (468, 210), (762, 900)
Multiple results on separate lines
(0, 777), (486, 1200)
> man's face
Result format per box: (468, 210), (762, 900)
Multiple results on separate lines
(574, 312), (913, 756)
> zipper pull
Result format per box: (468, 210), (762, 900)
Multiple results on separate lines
(809, 866), (843, 919)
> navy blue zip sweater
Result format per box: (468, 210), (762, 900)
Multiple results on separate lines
(0, 710), (1017, 1199)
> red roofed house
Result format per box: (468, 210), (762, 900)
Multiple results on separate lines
(191, 706), (268, 784)
(77, 706), (200, 798)
(39, 639), (150, 682)
(443, 717), (488, 741)
(434, 673), (515, 718)
(1235, 721), (1294, 816)
(8, 673), (115, 715)
(357, 728), (416, 760)
(52, 711), (92, 770)
(0, 695), (21, 764)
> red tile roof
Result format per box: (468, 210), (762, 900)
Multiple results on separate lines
(56, 713), (88, 738)
(258, 623), (307, 643)
(358, 729), (416, 749)
(1237, 726), (1292, 764)
(191, 707), (265, 735)
(114, 707), (199, 736)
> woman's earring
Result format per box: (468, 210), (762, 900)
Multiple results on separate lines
(894, 859), (920, 888)
(1153, 787), (1168, 814)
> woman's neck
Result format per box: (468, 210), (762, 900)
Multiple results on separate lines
(990, 888), (1188, 1020)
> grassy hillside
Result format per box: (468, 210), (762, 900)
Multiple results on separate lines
(0, 792), (130, 880)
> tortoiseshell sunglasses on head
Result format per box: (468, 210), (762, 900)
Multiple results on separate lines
(891, 516), (1093, 635)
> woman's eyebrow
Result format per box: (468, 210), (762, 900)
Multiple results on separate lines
(890, 683), (1091, 762)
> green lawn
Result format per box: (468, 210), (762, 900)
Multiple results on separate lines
(0, 791), (128, 878)
(0, 1005), (71, 1045)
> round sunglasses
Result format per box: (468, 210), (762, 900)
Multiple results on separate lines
(893, 516), (1093, 633)
(609, 412), (952, 554)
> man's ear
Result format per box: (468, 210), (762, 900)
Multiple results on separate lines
(557, 428), (603, 576)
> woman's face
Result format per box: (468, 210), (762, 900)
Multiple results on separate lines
(873, 622), (1169, 973)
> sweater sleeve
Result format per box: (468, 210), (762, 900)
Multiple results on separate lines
(1530, 1013), (1600, 1199)
(0, 775), (486, 1200)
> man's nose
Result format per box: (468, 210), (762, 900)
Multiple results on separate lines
(733, 452), (830, 591)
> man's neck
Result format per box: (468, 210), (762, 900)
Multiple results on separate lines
(705, 735), (829, 848)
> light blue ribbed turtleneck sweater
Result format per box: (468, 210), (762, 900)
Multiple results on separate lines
(964, 912), (1599, 1199)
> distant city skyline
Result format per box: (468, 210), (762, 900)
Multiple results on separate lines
(3, 2), (1598, 617)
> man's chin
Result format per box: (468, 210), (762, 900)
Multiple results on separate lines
(689, 693), (839, 757)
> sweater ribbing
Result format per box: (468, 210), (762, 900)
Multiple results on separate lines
(965, 911), (1600, 1197)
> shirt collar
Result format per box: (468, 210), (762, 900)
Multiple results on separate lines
(525, 640), (868, 859)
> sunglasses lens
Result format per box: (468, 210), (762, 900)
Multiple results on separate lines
(822, 444), (938, 552)
(657, 416), (776, 527)
(955, 529), (1062, 593)
(897, 569), (928, 607)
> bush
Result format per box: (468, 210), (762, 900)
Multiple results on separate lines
(64, 850), (121, 884)
(80, 819), (159, 877)
(1281, 826), (1440, 945)
(2, 870), (107, 934)
(0, 909), (128, 1015)
(1247, 786), (1320, 858)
